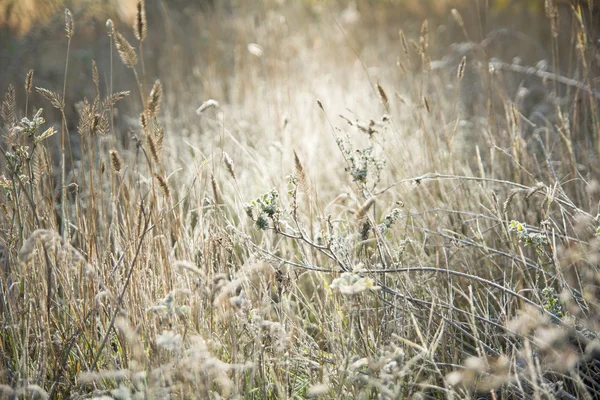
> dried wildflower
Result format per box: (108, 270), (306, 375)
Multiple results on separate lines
(331, 272), (380, 295)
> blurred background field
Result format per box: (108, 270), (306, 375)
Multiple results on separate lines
(2, 0), (600, 399)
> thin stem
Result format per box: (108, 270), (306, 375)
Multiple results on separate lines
(60, 35), (72, 242)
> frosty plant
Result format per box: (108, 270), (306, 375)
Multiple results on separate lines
(3, 108), (55, 189)
(508, 219), (549, 251)
(330, 271), (380, 296)
(244, 189), (281, 231)
(336, 134), (386, 193)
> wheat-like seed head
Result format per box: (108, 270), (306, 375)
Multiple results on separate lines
(110, 150), (122, 173)
(155, 174), (171, 198)
(92, 60), (99, 88)
(152, 119), (165, 154)
(25, 70), (34, 94)
(114, 31), (138, 68)
(147, 80), (163, 117)
(140, 112), (148, 132)
(103, 91), (130, 109)
(293, 151), (311, 196)
(147, 133), (159, 164)
(65, 9), (74, 38)
(544, 0), (555, 17)
(92, 114), (101, 136)
(1, 84), (16, 125)
(420, 20), (428, 48)
(36, 87), (64, 110)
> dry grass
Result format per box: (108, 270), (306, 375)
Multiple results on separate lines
(1, 0), (600, 399)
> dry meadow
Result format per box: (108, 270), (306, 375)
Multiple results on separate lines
(1, 0), (600, 398)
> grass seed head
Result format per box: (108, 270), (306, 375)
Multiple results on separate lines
(356, 197), (376, 219)
(155, 174), (171, 198)
(134, 0), (147, 42)
(65, 8), (74, 38)
(399, 29), (408, 56)
(451, 9), (464, 28)
(147, 79), (163, 117)
(211, 173), (221, 204)
(106, 19), (114, 37)
(196, 99), (220, 114)
(110, 149), (122, 173)
(25, 69), (34, 94)
(92, 60), (99, 88)
(457, 56), (466, 80)
(223, 152), (236, 180)
(1, 84), (16, 125)
(377, 82), (389, 110)
(114, 30), (138, 68)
